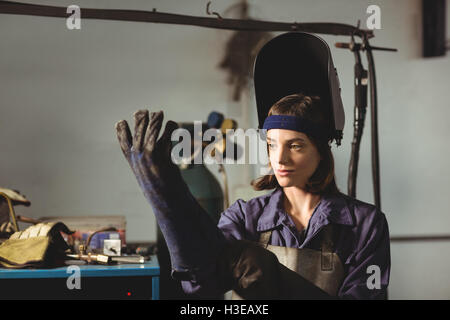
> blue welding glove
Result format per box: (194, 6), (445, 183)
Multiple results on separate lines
(115, 110), (226, 280)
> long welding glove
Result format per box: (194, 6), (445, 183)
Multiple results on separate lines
(115, 110), (227, 282)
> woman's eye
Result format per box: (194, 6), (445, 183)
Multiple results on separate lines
(290, 144), (303, 150)
(268, 143), (276, 149)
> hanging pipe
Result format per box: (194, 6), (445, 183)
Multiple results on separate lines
(364, 36), (382, 210)
(346, 41), (369, 198)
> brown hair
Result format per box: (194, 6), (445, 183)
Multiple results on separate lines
(251, 93), (340, 195)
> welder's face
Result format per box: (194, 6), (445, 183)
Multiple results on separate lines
(266, 129), (321, 189)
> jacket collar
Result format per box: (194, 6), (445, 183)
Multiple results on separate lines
(256, 186), (355, 232)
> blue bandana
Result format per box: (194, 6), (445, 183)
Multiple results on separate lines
(262, 115), (328, 142)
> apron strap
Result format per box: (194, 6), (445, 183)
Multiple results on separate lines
(321, 224), (335, 271)
(258, 230), (272, 248)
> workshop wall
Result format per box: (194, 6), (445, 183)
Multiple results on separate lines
(1, 0), (449, 299)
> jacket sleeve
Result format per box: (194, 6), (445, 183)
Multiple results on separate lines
(338, 210), (391, 299)
(180, 199), (248, 296)
(217, 199), (249, 241)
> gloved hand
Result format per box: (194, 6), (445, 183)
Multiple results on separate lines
(115, 110), (226, 279)
(218, 239), (333, 300)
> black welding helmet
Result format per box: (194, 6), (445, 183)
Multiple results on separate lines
(254, 32), (345, 146)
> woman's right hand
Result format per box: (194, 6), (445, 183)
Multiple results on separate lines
(115, 110), (180, 192)
(114, 109), (227, 279)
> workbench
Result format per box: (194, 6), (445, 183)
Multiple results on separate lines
(0, 255), (160, 300)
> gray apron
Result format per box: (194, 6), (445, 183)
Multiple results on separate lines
(232, 224), (345, 299)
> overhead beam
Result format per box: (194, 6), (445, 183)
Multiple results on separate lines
(0, 0), (373, 38)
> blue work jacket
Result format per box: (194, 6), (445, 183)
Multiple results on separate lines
(182, 186), (391, 299)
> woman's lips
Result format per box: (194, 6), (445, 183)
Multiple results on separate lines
(276, 169), (294, 176)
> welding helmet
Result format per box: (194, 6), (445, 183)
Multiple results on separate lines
(254, 32), (345, 146)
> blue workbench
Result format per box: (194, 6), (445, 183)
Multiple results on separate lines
(0, 255), (160, 300)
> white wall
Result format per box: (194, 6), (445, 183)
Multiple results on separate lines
(1, 0), (449, 299)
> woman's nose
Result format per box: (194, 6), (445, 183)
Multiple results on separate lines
(273, 145), (290, 165)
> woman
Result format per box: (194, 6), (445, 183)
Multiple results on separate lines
(115, 93), (390, 300)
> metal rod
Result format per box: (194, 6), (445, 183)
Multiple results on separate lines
(364, 37), (382, 210)
(368, 45), (398, 52)
(16, 215), (41, 225)
(0, 0), (373, 38)
(390, 235), (450, 242)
